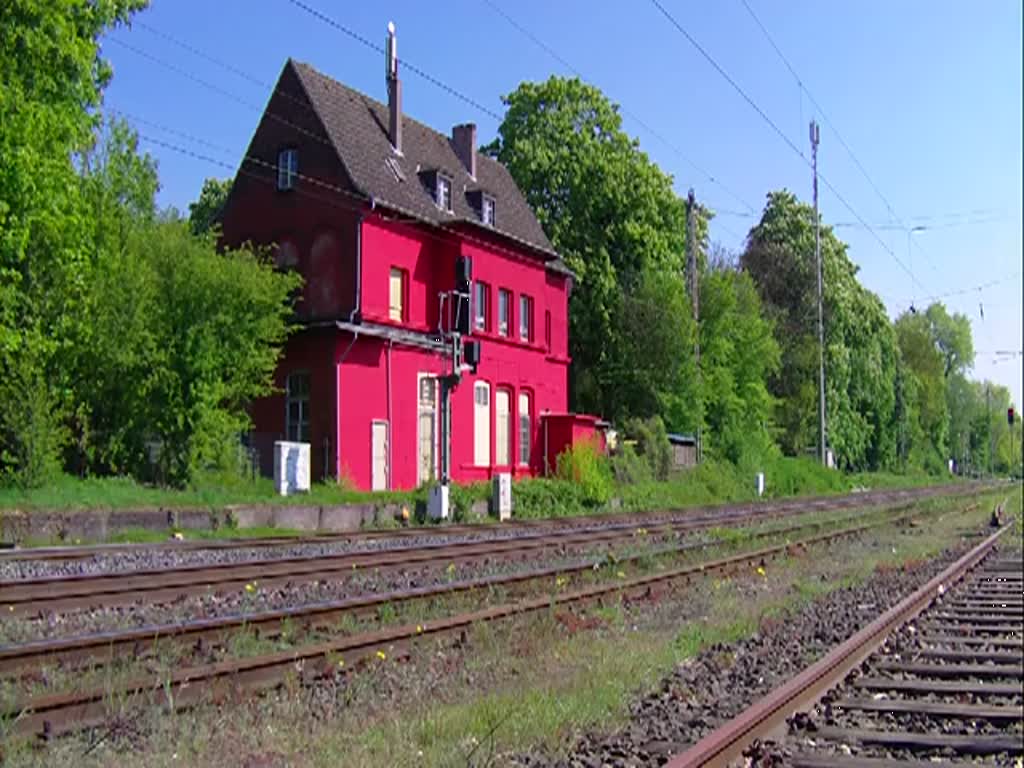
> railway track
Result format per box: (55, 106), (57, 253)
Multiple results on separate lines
(665, 519), (1022, 767)
(1, 503), (935, 739)
(0, 485), (970, 616)
(0, 483), (978, 565)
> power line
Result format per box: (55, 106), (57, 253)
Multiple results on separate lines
(647, 0), (927, 292)
(282, 0), (504, 121)
(480, 0), (758, 215)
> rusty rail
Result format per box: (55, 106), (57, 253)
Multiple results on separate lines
(2, 508), (927, 738)
(664, 519), (1016, 768)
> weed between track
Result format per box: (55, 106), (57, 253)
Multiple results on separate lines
(0, 488), (1014, 767)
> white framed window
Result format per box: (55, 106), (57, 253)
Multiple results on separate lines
(519, 295), (533, 341)
(277, 148), (298, 191)
(473, 382), (490, 466)
(285, 372), (310, 443)
(495, 389), (511, 466)
(482, 194), (496, 226)
(389, 267), (406, 321)
(498, 289), (511, 337)
(518, 391), (531, 466)
(474, 281), (488, 331)
(437, 175), (452, 212)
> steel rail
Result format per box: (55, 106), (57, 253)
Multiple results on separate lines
(1, 487), (946, 615)
(0, 505), (908, 678)
(0, 483), (980, 563)
(663, 520), (1016, 768)
(3, 509), (923, 738)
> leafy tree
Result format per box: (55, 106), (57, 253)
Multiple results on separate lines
(609, 267), (698, 430)
(1, 0), (146, 484)
(188, 177), (232, 236)
(895, 310), (948, 470)
(925, 303), (974, 377)
(699, 257), (780, 464)
(742, 190), (899, 470)
(485, 77), (705, 421)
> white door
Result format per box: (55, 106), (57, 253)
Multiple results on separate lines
(418, 376), (437, 485)
(495, 389), (510, 466)
(474, 382), (490, 466)
(372, 421), (388, 491)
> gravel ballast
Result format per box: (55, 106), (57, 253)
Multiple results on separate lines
(513, 543), (976, 767)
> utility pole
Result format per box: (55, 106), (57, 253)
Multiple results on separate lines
(810, 120), (827, 467)
(686, 188), (701, 463)
(987, 384), (993, 477)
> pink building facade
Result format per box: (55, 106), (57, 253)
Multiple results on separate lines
(223, 48), (579, 490)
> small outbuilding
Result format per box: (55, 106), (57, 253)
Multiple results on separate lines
(666, 433), (698, 469)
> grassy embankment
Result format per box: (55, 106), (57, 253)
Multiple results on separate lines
(0, 456), (962, 542)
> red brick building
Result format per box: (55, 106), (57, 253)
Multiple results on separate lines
(221, 33), (596, 491)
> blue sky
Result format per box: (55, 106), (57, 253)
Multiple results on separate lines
(101, 0), (1023, 407)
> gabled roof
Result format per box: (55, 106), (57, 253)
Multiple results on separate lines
(288, 60), (559, 261)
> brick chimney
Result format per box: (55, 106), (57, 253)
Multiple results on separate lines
(385, 21), (402, 154)
(452, 123), (477, 179)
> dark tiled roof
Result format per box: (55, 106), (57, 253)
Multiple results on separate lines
(290, 60), (558, 260)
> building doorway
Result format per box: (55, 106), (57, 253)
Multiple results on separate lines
(417, 375), (438, 485)
(371, 420), (389, 491)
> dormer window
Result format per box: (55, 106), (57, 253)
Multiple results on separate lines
(436, 175), (452, 212)
(277, 148), (298, 191)
(482, 194), (496, 226)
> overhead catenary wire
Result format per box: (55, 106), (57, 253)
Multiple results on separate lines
(480, 0), (758, 217)
(648, 0), (927, 293)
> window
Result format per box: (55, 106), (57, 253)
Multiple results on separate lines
(389, 267), (406, 321)
(474, 281), (488, 331)
(519, 295), (533, 341)
(498, 289), (511, 336)
(544, 310), (552, 352)
(277, 148), (298, 191)
(474, 382), (490, 466)
(518, 392), (531, 466)
(285, 372), (310, 443)
(437, 175), (452, 211)
(482, 194), (496, 226)
(495, 389), (511, 466)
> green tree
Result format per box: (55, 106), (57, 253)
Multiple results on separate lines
(895, 310), (948, 470)
(742, 190), (899, 470)
(1, 0), (146, 484)
(188, 177), (232, 236)
(485, 77), (704, 421)
(699, 255), (780, 464)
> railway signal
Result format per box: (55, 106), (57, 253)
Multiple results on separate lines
(1009, 407), (1015, 425)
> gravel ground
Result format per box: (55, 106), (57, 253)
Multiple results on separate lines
(511, 543), (974, 768)
(747, 548), (1023, 766)
(0, 512), (790, 581)
(0, 530), (700, 645)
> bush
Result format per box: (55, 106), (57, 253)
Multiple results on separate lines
(623, 416), (673, 481)
(511, 477), (589, 518)
(608, 443), (652, 485)
(555, 440), (613, 506)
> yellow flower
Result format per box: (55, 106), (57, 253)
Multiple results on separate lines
(337, 659), (345, 668)
(756, 566), (766, 577)
(416, 624), (424, 634)
(616, 570), (626, 579)
(244, 582), (256, 593)
(446, 563), (456, 574)
(376, 650), (387, 661)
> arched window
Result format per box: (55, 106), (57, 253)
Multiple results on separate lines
(473, 382), (490, 466)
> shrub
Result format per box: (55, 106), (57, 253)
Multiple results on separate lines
(623, 416), (672, 481)
(608, 443), (652, 485)
(555, 440), (613, 506)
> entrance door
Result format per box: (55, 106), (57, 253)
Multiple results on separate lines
(495, 389), (510, 466)
(371, 420), (388, 491)
(418, 375), (437, 485)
